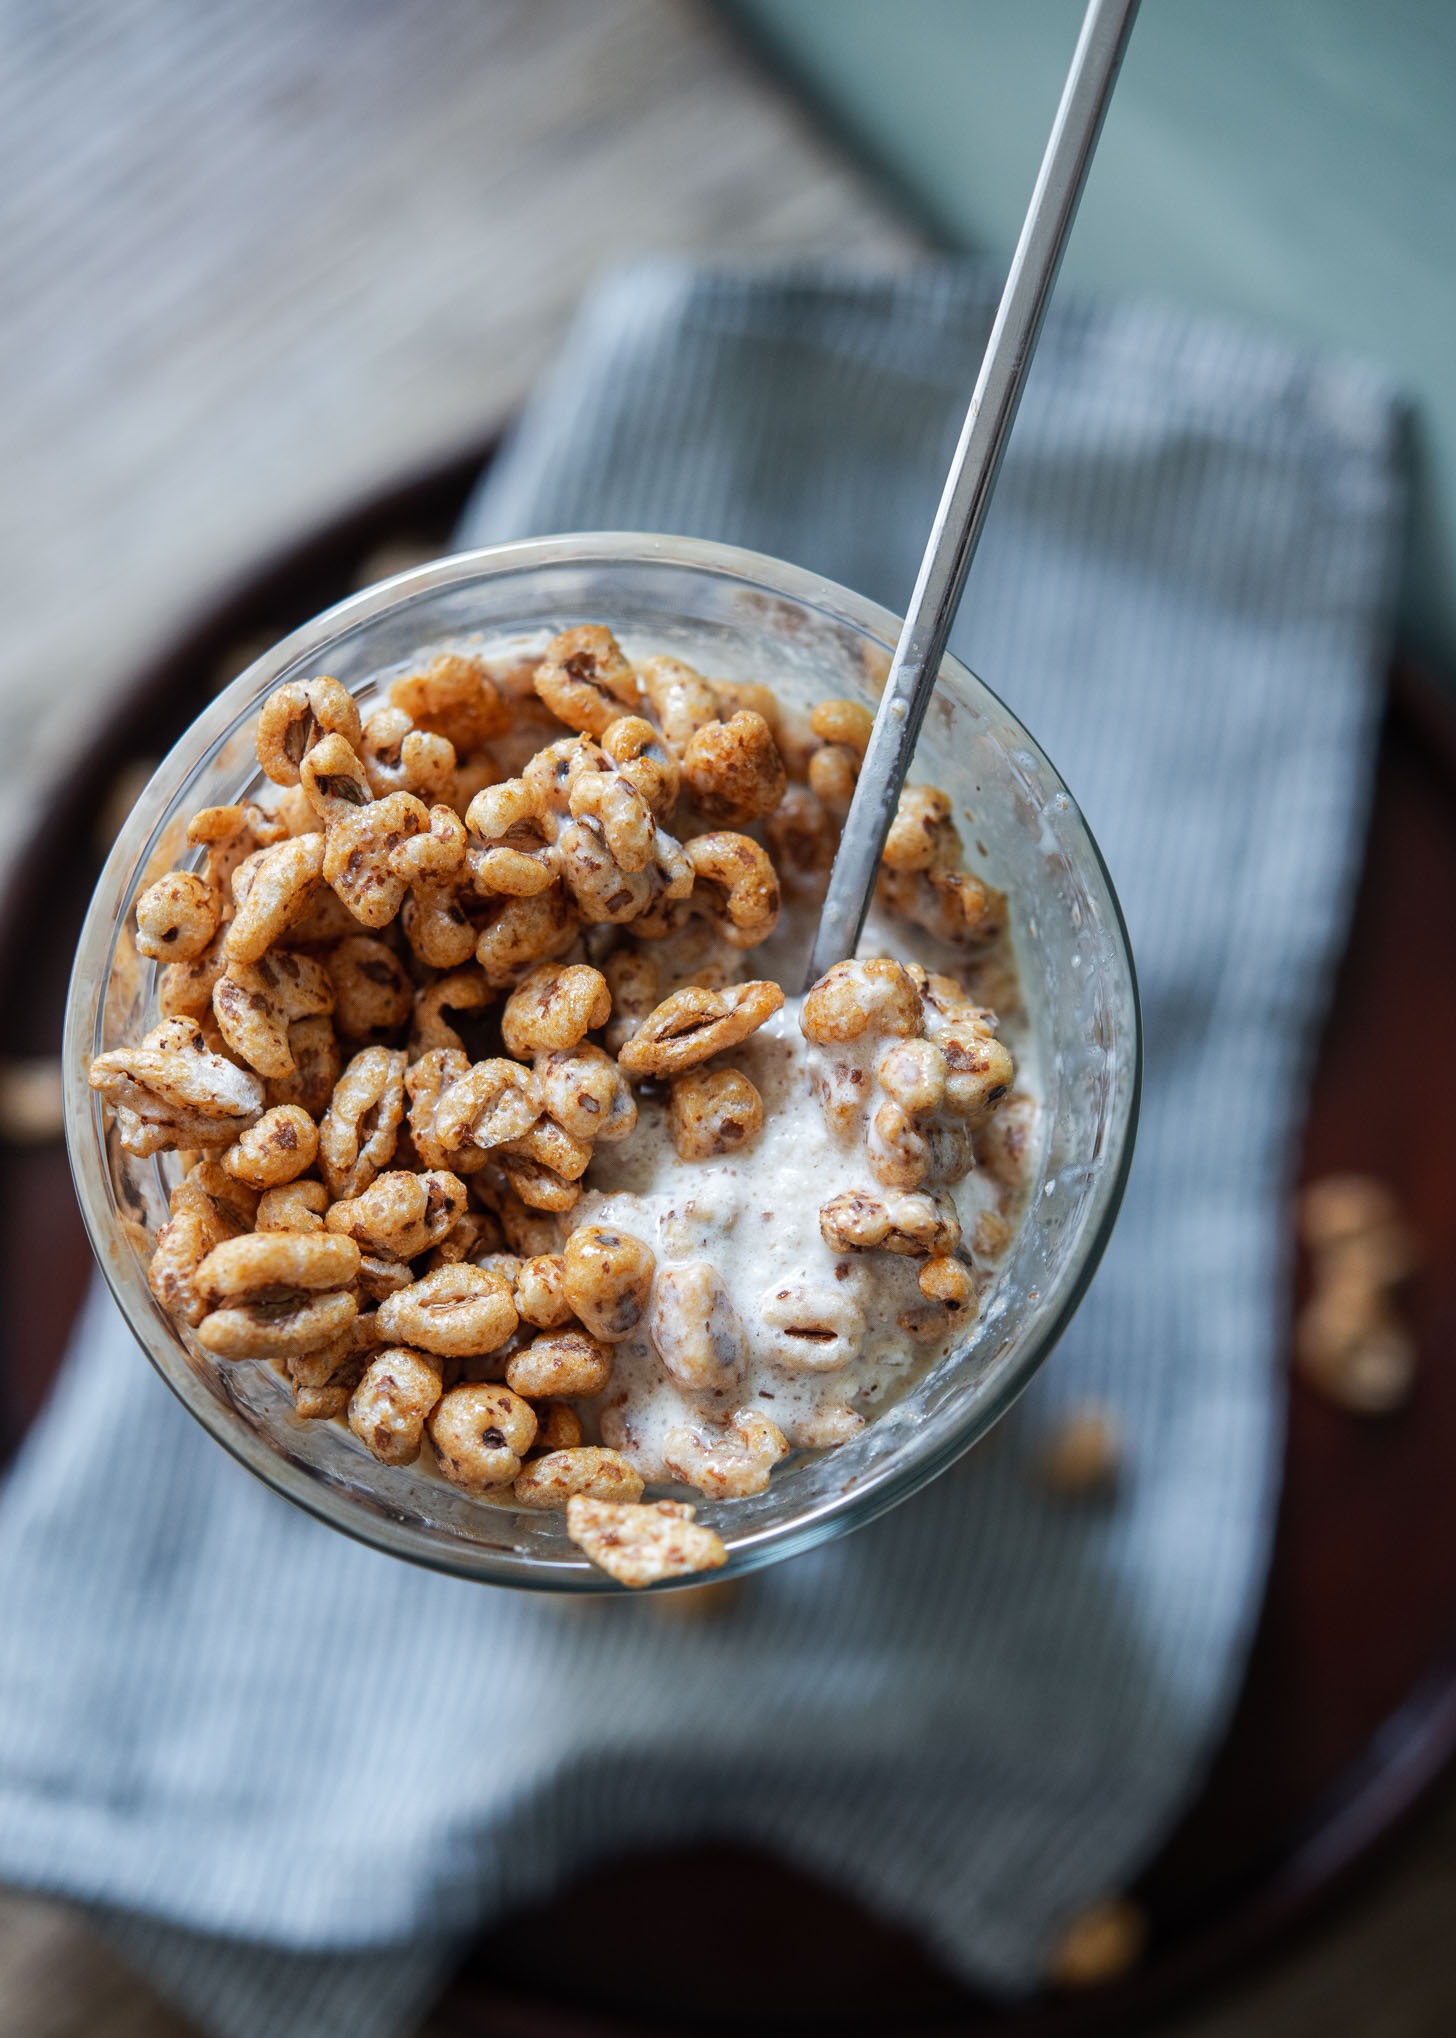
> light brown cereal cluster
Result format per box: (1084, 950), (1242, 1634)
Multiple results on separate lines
(89, 633), (1024, 1584)
(1295, 1174), (1419, 1412)
(801, 958), (1015, 1341)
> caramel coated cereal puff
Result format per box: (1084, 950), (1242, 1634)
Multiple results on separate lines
(627, 828), (697, 942)
(404, 1048), (478, 1172)
(519, 736), (580, 835)
(148, 1160), (259, 1326)
(359, 706), (456, 805)
(650, 1263), (748, 1396)
(256, 677), (362, 786)
(566, 1497), (727, 1589)
(300, 733), (430, 927)
(759, 1283), (865, 1372)
(664, 1409), (789, 1500)
(514, 1252), (573, 1329)
(326, 1167), (467, 1262)
(432, 1057), (541, 1154)
(681, 711), (786, 828)
(501, 1116), (593, 1185)
(347, 1348), (444, 1467)
(555, 816), (655, 924)
(292, 1353), (370, 1422)
(899, 1258), (981, 1340)
(263, 1013), (342, 1118)
(533, 625), (639, 736)
(284, 1304), (383, 1387)
(193, 1231), (361, 1361)
(465, 777), (559, 898)
(637, 654), (719, 754)
(410, 966), (493, 1055)
(876, 1036), (947, 1115)
(135, 871), (220, 964)
(283, 881), (370, 948)
(535, 1044), (637, 1145)
(356, 1254), (419, 1304)
(224, 834), (326, 964)
(937, 1018), (1015, 1128)
(318, 1045), (407, 1199)
(514, 1446), (644, 1510)
(193, 1229), (361, 1309)
(884, 863), (1007, 948)
(711, 677), (782, 730)
(877, 787), (1005, 947)
(801, 958), (923, 1046)
(505, 1326), (614, 1399)
(256, 1178), (329, 1232)
(806, 698), (874, 816)
(158, 933), (228, 1021)
(918, 1255), (978, 1314)
(390, 652), (511, 757)
(212, 951), (335, 1080)
(684, 832), (780, 950)
(566, 743), (657, 872)
(186, 801), (289, 903)
(500, 962), (611, 1059)
(429, 1382), (537, 1489)
(474, 1167), (567, 1258)
(562, 1224), (655, 1342)
(222, 1104), (318, 1189)
(530, 1403), (584, 1453)
(881, 784), (959, 874)
(475, 883), (577, 988)
(866, 1101), (975, 1193)
(765, 784), (838, 892)
(599, 714), (679, 821)
(819, 1186), (961, 1259)
(602, 946), (660, 1056)
(89, 1016), (265, 1157)
(782, 1401), (865, 1450)
(324, 936), (413, 1043)
(617, 980), (784, 1080)
(397, 807), (478, 969)
(975, 1090), (1037, 1203)
(377, 1261), (518, 1358)
(669, 1066), (764, 1161)
(495, 1150), (583, 1214)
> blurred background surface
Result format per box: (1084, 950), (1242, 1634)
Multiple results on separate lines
(2, 2), (1455, 2033)
(729, 0), (1456, 665)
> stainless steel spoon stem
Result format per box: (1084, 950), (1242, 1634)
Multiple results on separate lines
(805, 0), (1140, 986)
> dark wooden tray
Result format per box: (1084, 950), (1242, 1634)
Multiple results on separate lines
(4, 444), (1455, 2034)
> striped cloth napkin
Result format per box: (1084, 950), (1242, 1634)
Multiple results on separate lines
(0, 261), (1402, 2038)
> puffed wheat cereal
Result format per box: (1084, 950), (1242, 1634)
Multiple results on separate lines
(91, 626), (1031, 1574)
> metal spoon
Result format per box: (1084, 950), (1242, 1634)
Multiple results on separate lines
(805, 0), (1140, 986)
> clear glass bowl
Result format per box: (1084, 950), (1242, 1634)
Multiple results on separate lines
(63, 535), (1140, 1590)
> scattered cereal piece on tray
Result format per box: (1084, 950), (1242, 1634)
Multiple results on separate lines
(1295, 1172), (1419, 1415)
(1047, 1896), (1148, 1990)
(0, 1057), (65, 1144)
(1035, 1404), (1123, 1499)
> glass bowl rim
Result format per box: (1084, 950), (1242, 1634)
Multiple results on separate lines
(63, 531), (1142, 1590)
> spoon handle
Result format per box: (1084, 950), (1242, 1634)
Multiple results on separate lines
(805, 0), (1140, 986)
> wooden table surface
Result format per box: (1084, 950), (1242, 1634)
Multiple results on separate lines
(2, 1), (1453, 2032)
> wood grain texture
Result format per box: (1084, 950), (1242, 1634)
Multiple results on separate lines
(0, 0), (909, 872)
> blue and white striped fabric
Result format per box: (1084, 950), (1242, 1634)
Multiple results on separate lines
(0, 261), (1402, 2038)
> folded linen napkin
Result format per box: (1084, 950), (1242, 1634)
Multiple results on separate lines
(0, 259), (1402, 2038)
